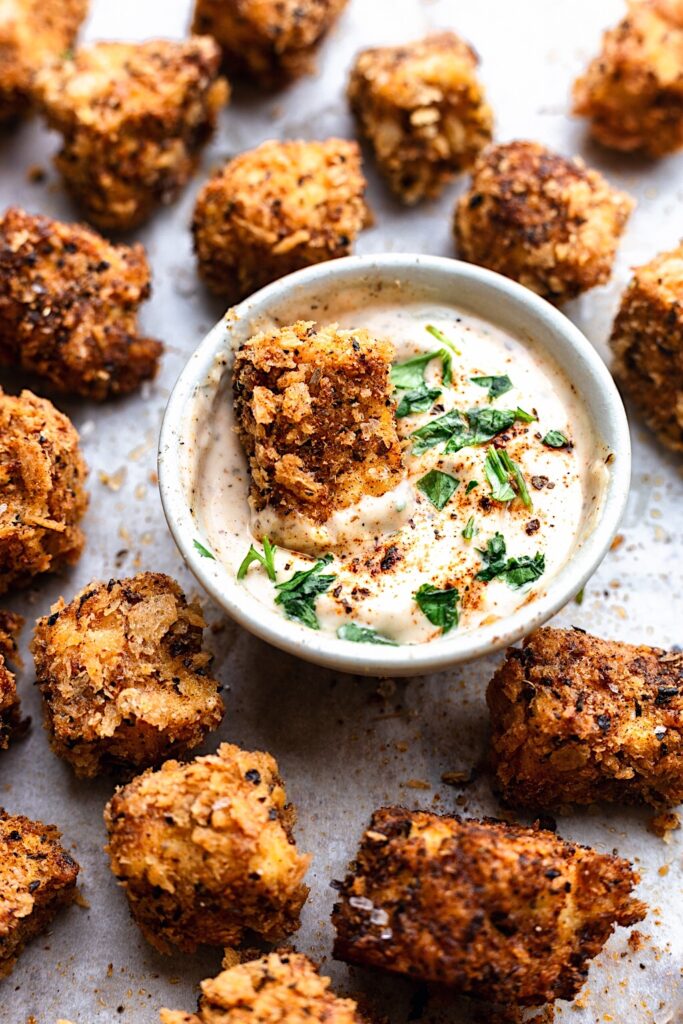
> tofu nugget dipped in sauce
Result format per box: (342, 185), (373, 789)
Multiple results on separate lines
(0, 612), (26, 750)
(488, 627), (683, 809)
(192, 139), (370, 302)
(160, 950), (368, 1024)
(0, 809), (79, 977)
(32, 573), (224, 778)
(0, 389), (87, 596)
(0, 208), (162, 400)
(332, 807), (645, 1007)
(0, 0), (88, 124)
(573, 0), (683, 157)
(192, 0), (348, 89)
(610, 243), (683, 452)
(104, 743), (310, 954)
(455, 141), (634, 303)
(33, 38), (229, 232)
(348, 32), (493, 204)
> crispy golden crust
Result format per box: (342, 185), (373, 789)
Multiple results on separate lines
(34, 38), (229, 231)
(0, 0), (87, 123)
(0, 389), (87, 595)
(610, 243), (683, 451)
(192, 0), (347, 88)
(332, 806), (645, 1007)
(487, 626), (683, 809)
(160, 951), (367, 1024)
(0, 611), (25, 750)
(573, 0), (683, 157)
(104, 743), (310, 954)
(454, 140), (634, 303)
(0, 208), (162, 399)
(192, 139), (370, 301)
(0, 809), (79, 977)
(348, 32), (493, 204)
(31, 572), (224, 779)
(233, 321), (404, 530)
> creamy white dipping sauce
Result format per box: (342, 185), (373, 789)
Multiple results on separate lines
(187, 291), (609, 646)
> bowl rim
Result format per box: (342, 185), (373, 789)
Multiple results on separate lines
(158, 253), (631, 677)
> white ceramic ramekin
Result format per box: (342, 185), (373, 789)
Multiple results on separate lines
(158, 254), (630, 677)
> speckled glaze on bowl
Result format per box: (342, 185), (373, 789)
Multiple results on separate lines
(158, 254), (630, 678)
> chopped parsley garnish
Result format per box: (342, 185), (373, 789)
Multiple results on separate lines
(471, 374), (513, 400)
(274, 554), (335, 630)
(237, 536), (276, 581)
(193, 539), (215, 560)
(337, 623), (398, 645)
(417, 469), (459, 510)
(466, 480), (479, 494)
(411, 406), (531, 456)
(414, 583), (460, 633)
(391, 349), (452, 390)
(426, 323), (461, 356)
(514, 407), (536, 423)
(411, 410), (464, 454)
(462, 516), (477, 541)
(575, 587), (585, 605)
(484, 447), (532, 508)
(396, 383), (442, 418)
(476, 533), (545, 589)
(542, 430), (570, 448)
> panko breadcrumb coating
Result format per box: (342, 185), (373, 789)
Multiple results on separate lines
(192, 0), (348, 88)
(33, 37), (229, 231)
(104, 743), (310, 954)
(610, 243), (683, 451)
(233, 321), (404, 537)
(0, 0), (88, 123)
(192, 138), (370, 301)
(0, 208), (162, 400)
(0, 809), (79, 977)
(0, 612), (25, 750)
(454, 140), (634, 303)
(0, 389), (87, 596)
(332, 806), (645, 1007)
(31, 573), (224, 778)
(159, 951), (367, 1024)
(488, 627), (683, 809)
(348, 32), (493, 204)
(573, 0), (683, 157)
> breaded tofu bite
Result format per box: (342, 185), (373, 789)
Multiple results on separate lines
(0, 0), (88, 123)
(454, 140), (634, 303)
(160, 951), (367, 1024)
(0, 389), (87, 596)
(0, 809), (79, 977)
(104, 743), (310, 954)
(488, 626), (683, 809)
(192, 138), (370, 301)
(0, 208), (162, 400)
(610, 243), (683, 451)
(233, 321), (404, 537)
(332, 807), (645, 1007)
(33, 38), (229, 231)
(573, 0), (683, 157)
(348, 32), (493, 204)
(0, 612), (25, 750)
(192, 0), (348, 88)
(31, 573), (224, 778)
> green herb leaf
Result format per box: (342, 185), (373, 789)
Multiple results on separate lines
(274, 554), (335, 629)
(411, 405), (531, 456)
(462, 516), (476, 541)
(465, 480), (479, 494)
(411, 410), (466, 454)
(514, 406), (536, 423)
(417, 469), (460, 510)
(542, 430), (570, 448)
(396, 382), (442, 417)
(471, 374), (513, 400)
(574, 587), (585, 605)
(499, 449), (532, 509)
(476, 532), (508, 581)
(237, 536), (277, 581)
(426, 323), (462, 356)
(391, 349), (452, 390)
(476, 533), (545, 589)
(414, 583), (460, 634)
(194, 539), (215, 560)
(484, 448), (516, 502)
(337, 623), (398, 645)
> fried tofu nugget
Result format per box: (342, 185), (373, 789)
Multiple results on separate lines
(0, 389), (87, 596)
(233, 321), (404, 537)
(348, 32), (493, 204)
(192, 139), (370, 301)
(0, 612), (25, 750)
(0, 809), (79, 977)
(488, 627), (683, 809)
(33, 38), (229, 231)
(573, 0), (683, 157)
(31, 573), (224, 778)
(332, 807), (645, 1007)
(454, 140), (634, 303)
(0, 0), (87, 124)
(104, 743), (310, 954)
(192, 0), (348, 88)
(0, 208), (162, 399)
(610, 243), (683, 451)
(160, 950), (368, 1024)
